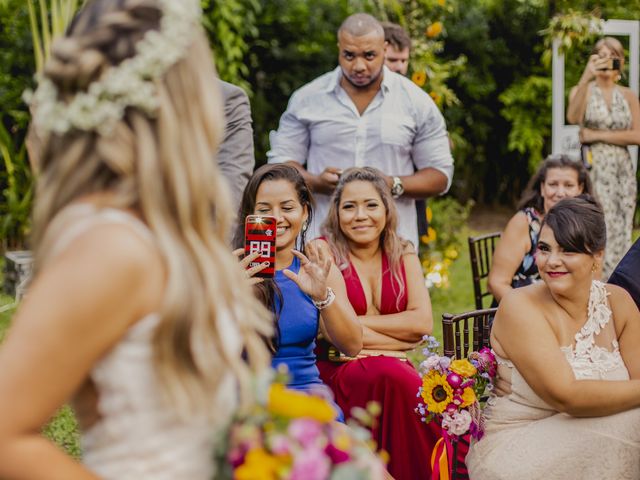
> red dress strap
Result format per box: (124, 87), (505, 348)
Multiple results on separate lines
(379, 252), (408, 314)
(341, 251), (408, 315)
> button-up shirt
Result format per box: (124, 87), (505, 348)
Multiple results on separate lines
(267, 66), (454, 245)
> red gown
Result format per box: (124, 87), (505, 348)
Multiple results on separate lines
(317, 252), (461, 479)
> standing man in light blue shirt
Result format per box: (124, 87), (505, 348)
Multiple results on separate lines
(267, 13), (454, 246)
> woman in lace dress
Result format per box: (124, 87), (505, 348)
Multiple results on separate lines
(467, 196), (640, 479)
(0, 1), (271, 478)
(489, 155), (592, 303)
(567, 37), (640, 278)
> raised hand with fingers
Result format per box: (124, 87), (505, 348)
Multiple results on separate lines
(282, 243), (332, 302)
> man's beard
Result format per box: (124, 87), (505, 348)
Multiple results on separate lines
(342, 67), (383, 89)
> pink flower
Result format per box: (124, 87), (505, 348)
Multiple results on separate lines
(288, 418), (324, 449)
(441, 409), (472, 436)
(325, 442), (351, 464)
(447, 372), (463, 388)
(289, 447), (331, 480)
(471, 348), (497, 377)
(269, 434), (291, 455)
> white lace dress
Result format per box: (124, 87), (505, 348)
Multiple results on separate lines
(466, 281), (640, 479)
(42, 205), (239, 479)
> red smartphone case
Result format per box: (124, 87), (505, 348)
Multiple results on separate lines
(244, 215), (276, 278)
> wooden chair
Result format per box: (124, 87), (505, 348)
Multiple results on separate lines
(468, 232), (501, 310)
(442, 308), (496, 359)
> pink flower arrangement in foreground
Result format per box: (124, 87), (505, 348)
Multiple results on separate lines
(413, 336), (497, 440)
(215, 381), (386, 480)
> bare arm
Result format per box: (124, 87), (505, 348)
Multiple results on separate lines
(567, 55), (599, 124)
(319, 261), (363, 357)
(0, 225), (163, 478)
(580, 89), (640, 146)
(287, 243), (362, 357)
(609, 285), (640, 379)
(387, 167), (449, 198)
(359, 251), (433, 344)
(487, 212), (531, 302)
(362, 326), (420, 351)
(493, 288), (640, 417)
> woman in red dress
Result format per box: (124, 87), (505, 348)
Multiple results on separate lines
(314, 166), (447, 480)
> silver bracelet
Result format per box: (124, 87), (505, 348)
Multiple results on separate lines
(312, 287), (335, 310)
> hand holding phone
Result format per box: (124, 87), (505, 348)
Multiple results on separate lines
(596, 57), (620, 71)
(244, 215), (276, 278)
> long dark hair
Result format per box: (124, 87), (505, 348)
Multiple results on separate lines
(518, 154), (594, 213)
(232, 164), (315, 351)
(541, 194), (606, 254)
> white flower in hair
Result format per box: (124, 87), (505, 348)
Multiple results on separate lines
(26, 0), (201, 136)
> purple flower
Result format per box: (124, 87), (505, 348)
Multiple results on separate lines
(288, 418), (324, 449)
(439, 356), (451, 370)
(290, 447), (331, 480)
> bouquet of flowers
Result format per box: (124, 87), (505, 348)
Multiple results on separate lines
(215, 379), (386, 480)
(412, 336), (497, 478)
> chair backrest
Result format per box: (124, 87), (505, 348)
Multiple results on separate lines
(442, 308), (496, 359)
(468, 232), (501, 310)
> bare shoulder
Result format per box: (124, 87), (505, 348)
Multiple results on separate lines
(620, 86), (640, 105)
(504, 210), (529, 233)
(46, 221), (165, 311)
(401, 240), (417, 256)
(309, 237), (333, 260)
(495, 283), (544, 328)
(606, 283), (638, 332)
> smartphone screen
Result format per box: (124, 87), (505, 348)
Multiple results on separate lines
(244, 215), (276, 278)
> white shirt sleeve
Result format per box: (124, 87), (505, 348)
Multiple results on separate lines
(266, 92), (310, 165)
(412, 95), (454, 192)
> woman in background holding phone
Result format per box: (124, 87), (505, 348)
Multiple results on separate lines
(567, 36), (640, 278)
(233, 164), (362, 420)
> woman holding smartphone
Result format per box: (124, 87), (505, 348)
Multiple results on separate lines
(233, 164), (362, 421)
(567, 36), (640, 278)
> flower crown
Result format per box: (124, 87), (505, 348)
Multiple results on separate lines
(25, 0), (201, 136)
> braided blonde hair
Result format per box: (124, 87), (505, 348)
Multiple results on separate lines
(32, 0), (272, 412)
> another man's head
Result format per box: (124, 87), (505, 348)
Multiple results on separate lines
(337, 13), (385, 89)
(381, 22), (411, 75)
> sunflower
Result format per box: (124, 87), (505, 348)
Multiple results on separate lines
(411, 71), (427, 87)
(450, 359), (477, 378)
(421, 371), (454, 414)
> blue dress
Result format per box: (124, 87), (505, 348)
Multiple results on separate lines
(271, 256), (344, 421)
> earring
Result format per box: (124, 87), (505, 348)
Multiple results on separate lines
(591, 262), (598, 273)
(302, 221), (309, 233)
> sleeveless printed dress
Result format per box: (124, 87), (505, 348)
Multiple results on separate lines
(584, 83), (636, 278)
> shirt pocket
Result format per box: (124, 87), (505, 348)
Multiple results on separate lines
(380, 114), (415, 146)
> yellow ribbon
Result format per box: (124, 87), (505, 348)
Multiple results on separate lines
(430, 436), (450, 480)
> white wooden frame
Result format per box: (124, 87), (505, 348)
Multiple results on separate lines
(552, 19), (639, 171)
